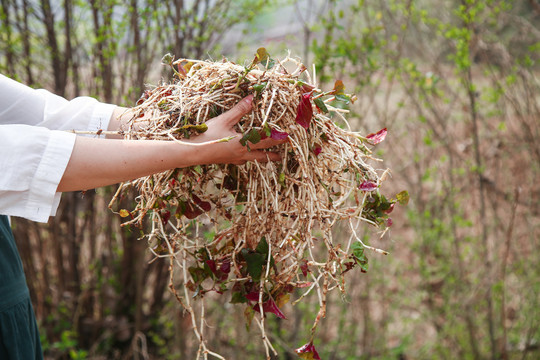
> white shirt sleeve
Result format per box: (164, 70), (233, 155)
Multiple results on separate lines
(0, 74), (117, 223)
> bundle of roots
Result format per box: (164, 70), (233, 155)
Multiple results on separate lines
(109, 50), (400, 359)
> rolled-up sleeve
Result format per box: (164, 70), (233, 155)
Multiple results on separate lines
(0, 74), (116, 222)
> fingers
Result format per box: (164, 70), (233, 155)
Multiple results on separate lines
(217, 95), (254, 127)
(250, 136), (288, 150)
(244, 150), (282, 163)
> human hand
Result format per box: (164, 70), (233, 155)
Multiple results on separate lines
(189, 95), (287, 165)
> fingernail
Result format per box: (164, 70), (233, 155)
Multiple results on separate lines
(244, 94), (254, 104)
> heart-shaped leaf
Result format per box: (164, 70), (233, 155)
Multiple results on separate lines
(296, 93), (313, 129)
(351, 242), (369, 272)
(333, 80), (345, 95)
(253, 47), (275, 69)
(270, 129), (289, 140)
(240, 128), (262, 146)
(256, 236), (269, 255)
(182, 201), (203, 219)
(253, 297), (287, 319)
(241, 249), (265, 282)
(192, 194), (211, 212)
(396, 190), (410, 205)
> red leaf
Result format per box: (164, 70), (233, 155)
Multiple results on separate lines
(313, 146), (322, 156)
(295, 342), (321, 360)
(300, 260), (309, 277)
(386, 218), (393, 227)
(245, 292), (260, 302)
(295, 93), (313, 129)
(270, 129), (289, 140)
(192, 194), (211, 212)
(253, 297), (287, 319)
(359, 181), (378, 192)
(205, 260), (217, 274)
(366, 128), (387, 144)
(301, 83), (315, 93)
(220, 259), (231, 274)
(183, 201), (203, 219)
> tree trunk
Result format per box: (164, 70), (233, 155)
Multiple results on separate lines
(41, 0), (67, 95)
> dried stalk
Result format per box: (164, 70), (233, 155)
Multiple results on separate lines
(108, 54), (392, 358)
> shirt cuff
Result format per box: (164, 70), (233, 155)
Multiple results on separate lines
(26, 130), (77, 222)
(87, 102), (117, 138)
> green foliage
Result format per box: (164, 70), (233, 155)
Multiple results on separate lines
(3, 0), (540, 358)
(302, 0), (540, 359)
(41, 329), (88, 360)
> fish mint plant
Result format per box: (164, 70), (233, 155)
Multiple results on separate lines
(106, 48), (406, 359)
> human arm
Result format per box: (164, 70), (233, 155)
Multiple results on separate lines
(57, 95), (285, 192)
(0, 74), (115, 221)
(0, 76), (284, 221)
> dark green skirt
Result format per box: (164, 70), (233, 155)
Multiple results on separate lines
(0, 215), (43, 359)
(0, 296), (43, 359)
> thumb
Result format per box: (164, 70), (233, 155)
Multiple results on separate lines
(218, 95), (254, 127)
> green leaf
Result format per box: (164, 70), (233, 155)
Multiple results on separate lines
(351, 242), (369, 272)
(240, 129), (261, 146)
(188, 266), (209, 284)
(175, 200), (186, 218)
(313, 97), (328, 113)
(180, 123), (208, 133)
(256, 236), (269, 255)
(256, 236), (275, 267)
(241, 249), (265, 282)
(396, 190), (410, 205)
(161, 53), (174, 65)
(335, 94), (351, 103)
(263, 123), (271, 137)
(254, 47), (275, 69)
(253, 82), (267, 94)
(230, 292), (247, 304)
(279, 172), (286, 187)
(351, 241), (364, 258)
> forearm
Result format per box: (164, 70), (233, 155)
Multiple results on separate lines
(58, 95), (285, 193)
(57, 136), (206, 192)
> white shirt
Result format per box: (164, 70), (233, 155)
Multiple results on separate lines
(0, 74), (116, 223)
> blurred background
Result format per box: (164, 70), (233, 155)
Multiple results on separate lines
(1, 0), (539, 359)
